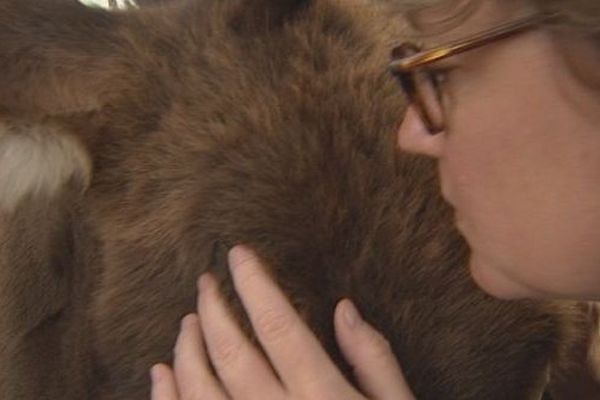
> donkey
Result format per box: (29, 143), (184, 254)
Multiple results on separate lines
(0, 0), (595, 399)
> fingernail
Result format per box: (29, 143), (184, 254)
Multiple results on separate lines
(181, 314), (197, 330)
(228, 245), (253, 270)
(343, 300), (361, 329)
(197, 273), (214, 292)
(150, 365), (162, 383)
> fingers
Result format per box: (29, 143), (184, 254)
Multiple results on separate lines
(334, 299), (416, 400)
(172, 314), (229, 400)
(153, 247), (415, 400)
(150, 364), (179, 400)
(227, 245), (350, 394)
(196, 273), (285, 399)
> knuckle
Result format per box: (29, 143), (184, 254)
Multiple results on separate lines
(364, 330), (393, 359)
(210, 335), (242, 367)
(310, 394), (355, 400)
(255, 308), (294, 343)
(299, 372), (344, 400)
(183, 393), (204, 400)
(302, 387), (359, 400)
(234, 268), (262, 291)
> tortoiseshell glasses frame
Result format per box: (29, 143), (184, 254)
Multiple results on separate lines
(388, 13), (558, 134)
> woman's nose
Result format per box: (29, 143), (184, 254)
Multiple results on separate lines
(397, 106), (445, 158)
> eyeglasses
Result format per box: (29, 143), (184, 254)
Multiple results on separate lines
(388, 13), (558, 134)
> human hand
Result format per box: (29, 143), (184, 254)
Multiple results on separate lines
(150, 245), (416, 400)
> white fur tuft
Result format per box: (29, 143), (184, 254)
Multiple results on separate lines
(0, 121), (92, 212)
(79, 0), (138, 10)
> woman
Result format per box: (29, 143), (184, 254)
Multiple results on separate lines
(150, 0), (600, 398)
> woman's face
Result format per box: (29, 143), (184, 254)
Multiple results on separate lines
(397, 1), (600, 300)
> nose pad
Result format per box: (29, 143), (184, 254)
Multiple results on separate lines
(397, 105), (445, 157)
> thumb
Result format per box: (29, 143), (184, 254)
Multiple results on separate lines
(334, 299), (416, 400)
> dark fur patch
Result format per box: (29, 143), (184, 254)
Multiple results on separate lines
(0, 0), (594, 399)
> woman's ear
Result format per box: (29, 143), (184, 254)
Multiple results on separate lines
(0, 0), (133, 116)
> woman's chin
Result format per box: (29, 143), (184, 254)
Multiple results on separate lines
(468, 254), (538, 300)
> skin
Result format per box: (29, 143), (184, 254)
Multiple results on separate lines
(151, 0), (600, 398)
(151, 246), (416, 399)
(399, 0), (600, 300)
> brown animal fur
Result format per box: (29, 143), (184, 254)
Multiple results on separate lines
(0, 0), (596, 399)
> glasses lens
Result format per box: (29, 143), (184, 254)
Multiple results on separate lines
(390, 43), (445, 134)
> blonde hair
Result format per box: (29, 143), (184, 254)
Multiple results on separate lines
(393, 0), (600, 38)
(537, 0), (600, 35)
